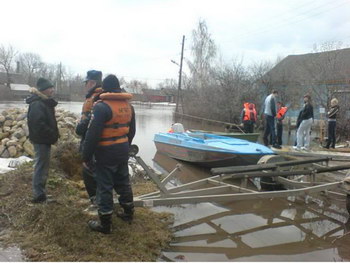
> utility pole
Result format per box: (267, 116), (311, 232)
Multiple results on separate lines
(176, 35), (185, 113)
(59, 62), (62, 98)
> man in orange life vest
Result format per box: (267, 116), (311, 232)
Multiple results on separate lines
(82, 74), (136, 234)
(76, 70), (103, 205)
(276, 102), (288, 146)
(241, 103), (257, 133)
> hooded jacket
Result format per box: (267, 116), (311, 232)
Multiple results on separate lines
(26, 88), (59, 145)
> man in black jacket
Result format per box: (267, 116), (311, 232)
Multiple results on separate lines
(82, 74), (136, 234)
(26, 78), (59, 203)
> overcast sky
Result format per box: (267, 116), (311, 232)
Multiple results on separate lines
(1, 0), (349, 86)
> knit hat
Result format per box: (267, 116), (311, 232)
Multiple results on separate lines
(84, 70), (102, 82)
(36, 78), (54, 91)
(102, 74), (121, 92)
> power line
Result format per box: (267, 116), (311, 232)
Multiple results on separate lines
(222, 0), (349, 44)
(229, 0), (321, 39)
(119, 75), (174, 81)
(238, 0), (347, 40)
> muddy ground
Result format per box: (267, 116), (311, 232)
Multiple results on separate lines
(0, 142), (173, 261)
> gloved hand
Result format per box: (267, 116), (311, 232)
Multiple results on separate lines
(83, 160), (96, 172)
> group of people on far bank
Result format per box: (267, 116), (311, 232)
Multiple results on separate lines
(26, 70), (136, 234)
(253, 90), (339, 151)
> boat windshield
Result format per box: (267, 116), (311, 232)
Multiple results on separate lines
(187, 133), (207, 140)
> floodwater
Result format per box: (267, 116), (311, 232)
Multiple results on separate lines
(0, 101), (173, 166)
(1, 101), (349, 261)
(153, 152), (350, 261)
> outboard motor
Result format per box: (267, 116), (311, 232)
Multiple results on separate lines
(172, 123), (185, 133)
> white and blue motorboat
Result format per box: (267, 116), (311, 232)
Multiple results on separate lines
(154, 132), (275, 168)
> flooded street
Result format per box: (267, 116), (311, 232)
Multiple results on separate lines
(1, 101), (350, 261)
(153, 152), (350, 261)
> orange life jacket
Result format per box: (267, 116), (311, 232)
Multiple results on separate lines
(97, 92), (133, 146)
(277, 106), (288, 119)
(243, 103), (257, 121)
(81, 87), (103, 120)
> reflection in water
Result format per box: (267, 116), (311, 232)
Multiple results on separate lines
(153, 152), (350, 262)
(2, 101), (349, 261)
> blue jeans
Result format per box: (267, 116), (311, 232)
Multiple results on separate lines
(263, 115), (276, 146)
(95, 161), (134, 215)
(33, 144), (51, 198)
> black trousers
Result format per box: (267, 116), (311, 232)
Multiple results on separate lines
(243, 121), (254, 133)
(276, 123), (283, 146)
(326, 121), (336, 148)
(82, 166), (97, 201)
(95, 161), (134, 215)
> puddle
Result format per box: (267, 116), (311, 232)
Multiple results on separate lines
(154, 152), (350, 261)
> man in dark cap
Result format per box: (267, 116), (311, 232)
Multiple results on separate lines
(82, 74), (136, 234)
(76, 70), (103, 207)
(26, 78), (59, 203)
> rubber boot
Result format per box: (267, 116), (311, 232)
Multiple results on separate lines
(88, 213), (112, 234)
(117, 204), (134, 223)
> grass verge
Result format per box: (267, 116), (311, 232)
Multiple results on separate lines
(0, 147), (173, 261)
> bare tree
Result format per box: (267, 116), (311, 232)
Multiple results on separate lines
(210, 60), (252, 123)
(157, 78), (177, 90)
(250, 61), (275, 92)
(187, 19), (217, 91)
(123, 79), (148, 94)
(37, 63), (58, 82)
(18, 52), (43, 86)
(0, 44), (18, 88)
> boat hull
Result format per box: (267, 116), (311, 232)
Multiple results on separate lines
(155, 141), (268, 168)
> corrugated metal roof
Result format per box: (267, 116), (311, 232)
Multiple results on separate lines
(10, 83), (31, 91)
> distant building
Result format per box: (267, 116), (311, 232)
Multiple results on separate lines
(0, 72), (26, 86)
(142, 88), (177, 103)
(0, 72), (28, 100)
(262, 48), (350, 119)
(10, 83), (31, 99)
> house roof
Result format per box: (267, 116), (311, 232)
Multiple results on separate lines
(161, 88), (178, 96)
(10, 83), (31, 91)
(266, 48), (350, 85)
(0, 72), (26, 84)
(142, 88), (166, 96)
(142, 88), (178, 96)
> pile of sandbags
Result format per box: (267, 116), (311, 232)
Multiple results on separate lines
(0, 107), (80, 158)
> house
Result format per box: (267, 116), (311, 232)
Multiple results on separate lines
(9, 83), (31, 99)
(161, 88), (177, 103)
(262, 48), (350, 119)
(0, 72), (28, 100)
(142, 88), (177, 103)
(121, 87), (144, 101)
(0, 72), (26, 86)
